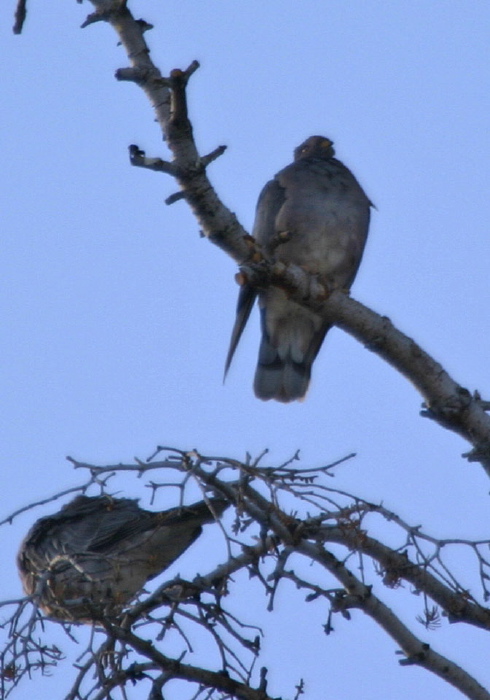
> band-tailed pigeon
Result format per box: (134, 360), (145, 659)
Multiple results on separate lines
(17, 494), (228, 622)
(225, 135), (371, 402)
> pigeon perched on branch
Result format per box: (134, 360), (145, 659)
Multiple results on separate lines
(17, 494), (228, 622)
(225, 135), (372, 402)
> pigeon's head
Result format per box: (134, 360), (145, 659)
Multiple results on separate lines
(294, 136), (335, 161)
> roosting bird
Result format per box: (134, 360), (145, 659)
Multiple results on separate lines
(225, 135), (372, 402)
(17, 494), (228, 622)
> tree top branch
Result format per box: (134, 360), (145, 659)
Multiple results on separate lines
(74, 0), (490, 476)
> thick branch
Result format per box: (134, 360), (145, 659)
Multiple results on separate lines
(82, 1), (490, 476)
(185, 459), (490, 630)
(296, 541), (490, 700)
(318, 524), (490, 631)
(93, 2), (170, 131)
(83, 0), (252, 264)
(178, 454), (490, 697)
(324, 291), (490, 473)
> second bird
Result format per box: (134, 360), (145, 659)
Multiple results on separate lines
(225, 135), (372, 402)
(18, 495), (228, 622)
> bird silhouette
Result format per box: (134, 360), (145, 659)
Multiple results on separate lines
(17, 494), (228, 622)
(225, 136), (371, 401)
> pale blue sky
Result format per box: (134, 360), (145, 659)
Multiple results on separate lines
(2, 2), (490, 698)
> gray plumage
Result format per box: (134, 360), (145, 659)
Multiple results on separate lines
(17, 494), (228, 622)
(225, 136), (371, 402)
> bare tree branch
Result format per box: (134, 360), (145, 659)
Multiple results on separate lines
(324, 292), (490, 473)
(315, 522), (490, 631)
(8, 1), (490, 698)
(69, 0), (490, 478)
(297, 539), (490, 700)
(102, 623), (281, 700)
(12, 0), (27, 34)
(5, 450), (490, 698)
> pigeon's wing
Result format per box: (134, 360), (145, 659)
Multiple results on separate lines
(25, 496), (152, 556)
(251, 175), (286, 246)
(252, 157), (371, 402)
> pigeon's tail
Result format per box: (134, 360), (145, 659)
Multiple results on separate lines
(254, 355), (312, 402)
(253, 320), (330, 403)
